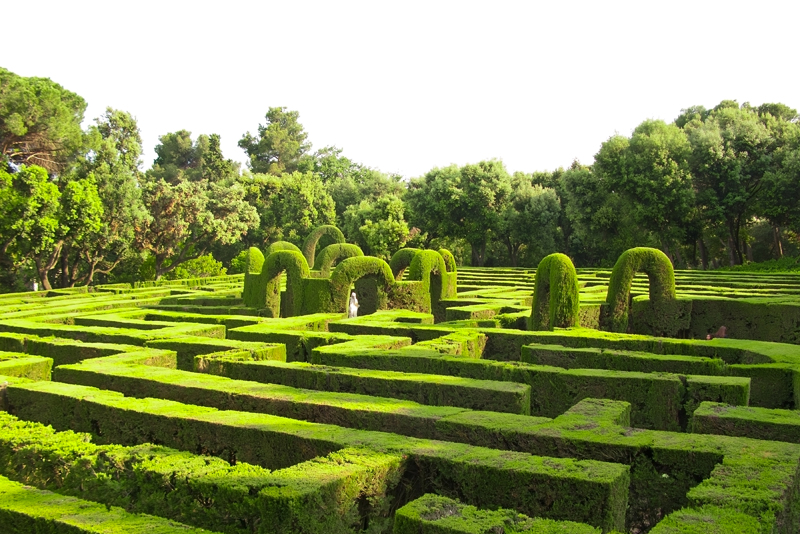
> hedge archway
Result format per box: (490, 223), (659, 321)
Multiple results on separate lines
(261, 250), (310, 317)
(265, 241), (302, 257)
(528, 253), (580, 330)
(389, 248), (419, 280)
(605, 247), (676, 333)
(302, 225), (345, 268)
(313, 244), (364, 275)
(330, 257), (395, 314)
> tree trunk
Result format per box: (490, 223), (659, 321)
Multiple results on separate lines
(470, 241), (486, 267)
(727, 235), (737, 266)
(698, 239), (709, 270)
(729, 218), (744, 265)
(674, 246), (684, 268)
(774, 225), (784, 258)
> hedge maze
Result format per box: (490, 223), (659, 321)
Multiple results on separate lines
(3, 238), (800, 533)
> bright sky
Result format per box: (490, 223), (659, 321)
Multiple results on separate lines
(3, 1), (798, 179)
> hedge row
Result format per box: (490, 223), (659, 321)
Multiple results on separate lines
(0, 474), (217, 534)
(1, 378), (630, 532)
(311, 343), (749, 431)
(0, 412), (401, 534)
(393, 494), (600, 534)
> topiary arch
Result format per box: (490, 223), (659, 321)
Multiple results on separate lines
(330, 257), (396, 314)
(438, 249), (457, 273)
(406, 250), (448, 313)
(389, 248), (419, 280)
(242, 247), (267, 308)
(528, 253), (580, 331)
(260, 250), (311, 317)
(605, 247), (676, 333)
(302, 225), (345, 268)
(313, 244), (364, 275)
(264, 241), (302, 257)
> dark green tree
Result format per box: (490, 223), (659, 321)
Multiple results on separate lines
(594, 120), (694, 260)
(239, 107), (312, 175)
(0, 67), (86, 173)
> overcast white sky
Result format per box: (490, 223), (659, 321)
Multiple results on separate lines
(3, 1), (798, 179)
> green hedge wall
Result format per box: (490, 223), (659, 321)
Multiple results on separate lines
(302, 225), (345, 267)
(605, 247), (676, 333)
(528, 253), (580, 330)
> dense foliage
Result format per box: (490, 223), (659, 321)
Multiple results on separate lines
(1, 65), (799, 291)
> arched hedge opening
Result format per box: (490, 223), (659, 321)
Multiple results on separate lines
(605, 247), (676, 333)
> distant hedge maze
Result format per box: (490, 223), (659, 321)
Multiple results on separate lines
(3, 240), (800, 533)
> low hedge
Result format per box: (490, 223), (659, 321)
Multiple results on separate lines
(2, 378), (630, 532)
(0, 412), (402, 534)
(393, 494), (600, 534)
(0, 474), (216, 534)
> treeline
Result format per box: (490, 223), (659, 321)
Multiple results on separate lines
(1, 66), (799, 291)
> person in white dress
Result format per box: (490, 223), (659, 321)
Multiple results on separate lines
(348, 291), (359, 318)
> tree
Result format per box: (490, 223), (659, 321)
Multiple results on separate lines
(56, 108), (149, 286)
(559, 163), (647, 266)
(318, 147), (405, 225)
(406, 160), (512, 266)
(342, 194), (412, 260)
(241, 171), (335, 247)
(138, 131), (258, 279)
(239, 107), (312, 175)
(0, 67), (86, 173)
(594, 120), (694, 260)
(0, 165), (61, 288)
(684, 102), (775, 265)
(756, 107), (800, 256)
(496, 176), (561, 266)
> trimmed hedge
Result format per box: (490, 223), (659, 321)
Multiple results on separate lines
(313, 244), (364, 274)
(2, 379), (631, 532)
(329, 256), (396, 314)
(528, 253), (581, 330)
(264, 240), (302, 257)
(390, 248), (419, 280)
(312, 344), (750, 431)
(302, 225), (345, 267)
(691, 402), (800, 443)
(265, 250), (311, 317)
(0, 412), (403, 534)
(407, 250), (451, 320)
(0, 475), (216, 534)
(0, 352), (52, 380)
(193, 357), (531, 415)
(605, 247), (677, 333)
(393, 494), (600, 534)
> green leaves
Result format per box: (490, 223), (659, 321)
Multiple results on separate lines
(0, 68), (86, 173)
(239, 107), (312, 175)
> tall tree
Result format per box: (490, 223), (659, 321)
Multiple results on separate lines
(756, 105), (800, 256)
(241, 171), (336, 246)
(496, 176), (561, 266)
(0, 67), (86, 173)
(239, 107), (312, 175)
(138, 131), (258, 279)
(594, 120), (694, 260)
(0, 165), (61, 288)
(342, 194), (412, 260)
(406, 160), (512, 266)
(559, 163), (646, 266)
(684, 102), (775, 265)
(56, 108), (149, 286)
